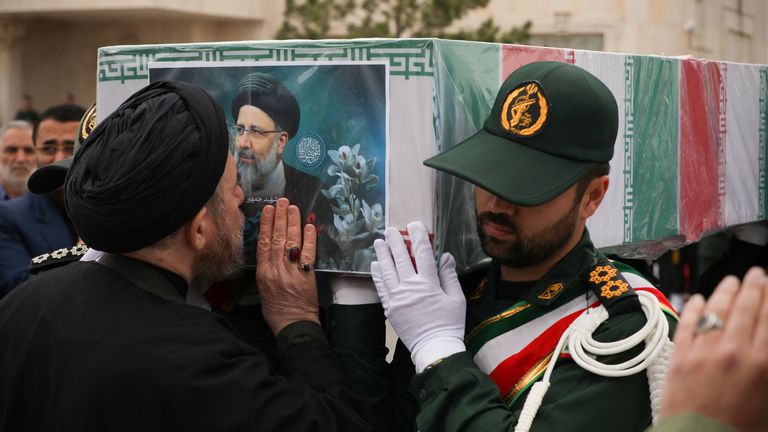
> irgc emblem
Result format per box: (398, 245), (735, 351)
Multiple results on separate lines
(500, 81), (549, 137)
(81, 104), (97, 142)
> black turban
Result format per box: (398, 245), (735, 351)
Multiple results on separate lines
(230, 72), (300, 138)
(65, 80), (229, 253)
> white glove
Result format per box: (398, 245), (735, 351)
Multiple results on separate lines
(371, 221), (466, 372)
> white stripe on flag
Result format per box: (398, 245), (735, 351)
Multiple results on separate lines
(725, 62), (761, 226)
(622, 272), (655, 290)
(575, 50), (630, 249)
(473, 293), (596, 374)
(473, 271), (654, 374)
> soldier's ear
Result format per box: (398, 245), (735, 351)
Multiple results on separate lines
(580, 175), (609, 219)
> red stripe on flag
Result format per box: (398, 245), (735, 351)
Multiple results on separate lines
(565, 49), (575, 64)
(679, 60), (723, 241)
(635, 287), (679, 317)
(502, 45), (567, 80)
(488, 302), (599, 395)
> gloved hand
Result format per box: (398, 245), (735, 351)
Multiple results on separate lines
(371, 221), (466, 372)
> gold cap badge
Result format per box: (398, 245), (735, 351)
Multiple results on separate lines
(80, 104), (97, 143)
(500, 81), (548, 137)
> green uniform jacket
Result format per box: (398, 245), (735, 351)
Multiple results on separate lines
(329, 229), (677, 432)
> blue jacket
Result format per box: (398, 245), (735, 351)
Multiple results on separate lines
(0, 192), (74, 297)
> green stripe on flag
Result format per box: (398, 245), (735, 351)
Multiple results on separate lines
(431, 40), (501, 267)
(628, 56), (680, 241)
(433, 40), (500, 140)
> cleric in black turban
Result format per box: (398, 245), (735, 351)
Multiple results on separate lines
(65, 80), (229, 253)
(230, 72), (300, 138)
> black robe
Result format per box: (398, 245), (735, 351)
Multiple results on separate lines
(0, 260), (371, 431)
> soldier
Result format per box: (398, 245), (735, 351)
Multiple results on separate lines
(0, 104), (85, 295)
(331, 62), (678, 432)
(24, 104), (98, 275)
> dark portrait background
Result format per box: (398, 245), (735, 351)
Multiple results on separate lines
(149, 62), (388, 272)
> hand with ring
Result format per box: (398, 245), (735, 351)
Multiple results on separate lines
(255, 197), (319, 335)
(660, 267), (768, 432)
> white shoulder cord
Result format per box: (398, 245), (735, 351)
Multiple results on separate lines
(514, 290), (674, 432)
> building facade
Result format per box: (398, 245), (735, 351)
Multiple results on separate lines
(0, 0), (284, 122)
(454, 0), (766, 62)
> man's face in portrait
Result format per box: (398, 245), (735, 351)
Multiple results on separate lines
(234, 105), (288, 196)
(0, 127), (36, 192)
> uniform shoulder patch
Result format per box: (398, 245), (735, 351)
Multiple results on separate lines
(29, 244), (89, 275)
(585, 258), (640, 314)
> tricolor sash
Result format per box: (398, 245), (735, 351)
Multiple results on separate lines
(466, 265), (677, 406)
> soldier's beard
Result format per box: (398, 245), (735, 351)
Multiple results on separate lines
(237, 140), (280, 197)
(476, 198), (580, 268)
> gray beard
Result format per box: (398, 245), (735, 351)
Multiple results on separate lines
(0, 165), (32, 191)
(237, 143), (280, 197)
(192, 213), (245, 287)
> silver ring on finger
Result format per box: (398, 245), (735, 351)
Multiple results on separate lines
(695, 312), (724, 335)
(299, 262), (314, 272)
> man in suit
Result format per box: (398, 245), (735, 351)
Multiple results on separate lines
(0, 120), (35, 201)
(0, 104), (84, 297)
(0, 189), (77, 297)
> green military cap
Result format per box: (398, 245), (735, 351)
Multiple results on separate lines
(424, 61), (618, 206)
(28, 103), (96, 194)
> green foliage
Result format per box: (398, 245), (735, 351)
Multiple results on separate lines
(277, 0), (531, 44)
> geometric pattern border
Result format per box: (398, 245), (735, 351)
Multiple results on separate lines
(98, 40), (434, 83)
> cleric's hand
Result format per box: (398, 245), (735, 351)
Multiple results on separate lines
(661, 267), (768, 432)
(256, 198), (319, 336)
(371, 221), (466, 372)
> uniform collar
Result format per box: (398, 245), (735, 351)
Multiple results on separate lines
(487, 229), (599, 307)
